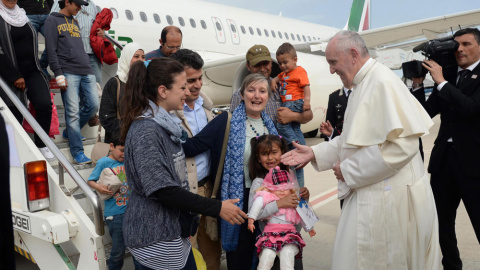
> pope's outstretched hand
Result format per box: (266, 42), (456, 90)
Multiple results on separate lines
(281, 141), (315, 166)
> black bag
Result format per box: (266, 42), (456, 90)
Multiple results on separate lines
(179, 210), (200, 238)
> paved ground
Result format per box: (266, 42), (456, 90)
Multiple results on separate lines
(16, 116), (480, 269)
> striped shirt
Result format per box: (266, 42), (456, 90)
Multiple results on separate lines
(129, 237), (191, 270)
(50, 0), (98, 54)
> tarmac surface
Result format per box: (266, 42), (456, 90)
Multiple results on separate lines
(16, 116), (480, 269)
(288, 116), (480, 270)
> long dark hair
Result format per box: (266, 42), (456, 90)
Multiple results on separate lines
(248, 134), (288, 180)
(120, 57), (184, 142)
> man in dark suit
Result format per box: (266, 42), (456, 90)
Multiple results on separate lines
(320, 84), (352, 140)
(421, 28), (480, 270)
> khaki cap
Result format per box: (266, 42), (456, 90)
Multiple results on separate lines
(246, 45), (272, 66)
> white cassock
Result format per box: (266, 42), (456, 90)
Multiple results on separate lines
(312, 59), (441, 269)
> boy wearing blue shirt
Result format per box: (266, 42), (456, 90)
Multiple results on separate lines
(88, 138), (140, 269)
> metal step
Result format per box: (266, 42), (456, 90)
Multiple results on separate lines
(54, 137), (97, 149)
(51, 162), (95, 174)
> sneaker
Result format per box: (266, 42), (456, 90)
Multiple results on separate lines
(63, 130), (86, 141)
(73, 152), (92, 164)
(39, 147), (55, 160)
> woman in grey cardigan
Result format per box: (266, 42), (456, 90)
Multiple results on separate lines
(120, 58), (247, 270)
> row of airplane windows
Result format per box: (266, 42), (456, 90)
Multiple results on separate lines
(101, 6), (321, 43)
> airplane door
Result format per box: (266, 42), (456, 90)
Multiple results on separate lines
(211, 17), (226, 44)
(226, 19), (240, 45)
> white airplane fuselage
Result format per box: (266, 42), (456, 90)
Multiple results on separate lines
(95, 0), (346, 133)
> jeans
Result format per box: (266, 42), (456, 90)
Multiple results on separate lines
(277, 99), (306, 146)
(61, 73), (99, 157)
(88, 53), (102, 84)
(135, 247), (197, 270)
(278, 99), (305, 187)
(106, 214), (142, 270)
(27, 14), (48, 37)
(289, 142), (305, 188)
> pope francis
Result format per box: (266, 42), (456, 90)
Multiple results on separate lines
(281, 31), (441, 269)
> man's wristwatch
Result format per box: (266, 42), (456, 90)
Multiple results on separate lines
(412, 83), (424, 88)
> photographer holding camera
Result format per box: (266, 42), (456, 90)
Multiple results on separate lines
(417, 28), (480, 270)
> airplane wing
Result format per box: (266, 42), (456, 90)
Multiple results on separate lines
(360, 9), (480, 49)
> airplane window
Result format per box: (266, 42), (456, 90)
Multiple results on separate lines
(271, 30), (276, 38)
(297, 34), (301, 41)
(200, 20), (207, 29)
(264, 29), (269, 37)
(178, 17), (185, 27)
(230, 24), (236, 33)
(285, 32), (289, 40)
(190, 19), (196, 28)
(278, 31), (282, 39)
(215, 22), (222, 31)
(153, 14), (161, 24)
(241, 26), (246, 34)
(257, 28), (261, 36)
(302, 35), (306, 42)
(140, 12), (147, 22)
(166, 15), (173, 25)
(249, 27), (254, 35)
(291, 33), (295, 40)
(125, 10), (133, 21)
(308, 36), (311, 41)
(96, 6), (101, 13)
(110, 8), (118, 19)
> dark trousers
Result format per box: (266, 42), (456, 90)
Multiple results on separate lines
(106, 214), (141, 270)
(430, 144), (480, 270)
(226, 188), (256, 270)
(0, 115), (15, 270)
(4, 71), (51, 148)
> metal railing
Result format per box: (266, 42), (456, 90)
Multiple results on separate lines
(105, 34), (123, 50)
(0, 78), (104, 236)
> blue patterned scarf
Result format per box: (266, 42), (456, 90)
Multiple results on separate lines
(221, 102), (278, 252)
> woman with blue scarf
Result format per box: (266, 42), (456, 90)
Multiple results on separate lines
(120, 58), (246, 270)
(221, 73), (298, 269)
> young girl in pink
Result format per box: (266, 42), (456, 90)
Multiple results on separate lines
(247, 135), (315, 270)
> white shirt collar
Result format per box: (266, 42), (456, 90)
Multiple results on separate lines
(457, 58), (480, 73)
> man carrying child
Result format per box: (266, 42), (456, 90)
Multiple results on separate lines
(271, 43), (311, 187)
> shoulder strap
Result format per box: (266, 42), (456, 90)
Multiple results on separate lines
(211, 111), (232, 199)
(109, 168), (118, 175)
(96, 124), (102, 143)
(115, 77), (121, 119)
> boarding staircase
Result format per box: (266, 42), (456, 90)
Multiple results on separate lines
(4, 35), (127, 269)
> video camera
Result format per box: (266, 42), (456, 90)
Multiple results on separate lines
(402, 36), (459, 78)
